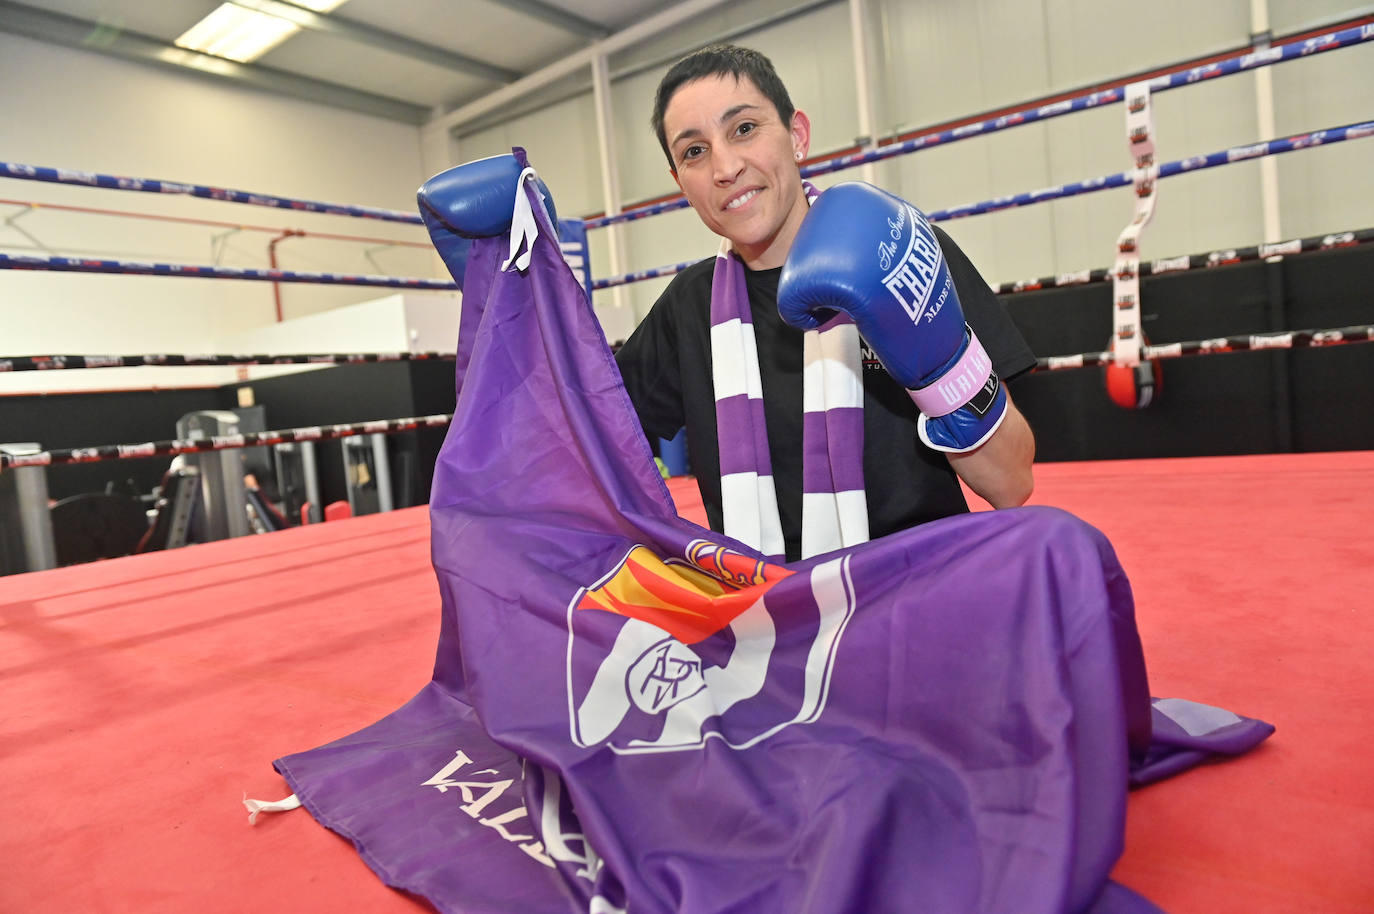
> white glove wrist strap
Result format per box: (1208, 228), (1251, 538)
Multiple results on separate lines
(906, 328), (994, 418)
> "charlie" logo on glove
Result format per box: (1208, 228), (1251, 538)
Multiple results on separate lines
(880, 203), (951, 327)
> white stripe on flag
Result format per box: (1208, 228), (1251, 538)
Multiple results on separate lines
(598, 556), (856, 755)
(1153, 697), (1242, 737)
(573, 617), (670, 746)
(534, 766), (601, 881)
(798, 556), (855, 723)
(636, 591), (775, 749)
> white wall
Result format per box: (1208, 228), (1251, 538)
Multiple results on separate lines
(0, 30), (442, 395)
(1267, 22), (1374, 239)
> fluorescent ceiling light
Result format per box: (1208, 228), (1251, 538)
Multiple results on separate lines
(174, 1), (349, 63)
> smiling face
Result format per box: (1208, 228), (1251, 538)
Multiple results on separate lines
(662, 74), (811, 270)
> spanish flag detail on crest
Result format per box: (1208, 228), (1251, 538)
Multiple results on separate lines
(576, 539), (792, 645)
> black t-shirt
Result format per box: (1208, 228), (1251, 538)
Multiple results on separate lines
(615, 225), (1036, 562)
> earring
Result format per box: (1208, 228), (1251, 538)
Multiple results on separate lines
(795, 152), (803, 161)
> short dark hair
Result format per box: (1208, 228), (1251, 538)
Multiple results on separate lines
(651, 45), (796, 170)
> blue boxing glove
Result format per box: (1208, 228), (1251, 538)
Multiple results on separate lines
(777, 182), (1007, 453)
(417, 152), (558, 285)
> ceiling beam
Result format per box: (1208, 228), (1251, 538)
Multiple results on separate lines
(230, 0), (522, 83)
(437, 0), (735, 132)
(452, 0), (840, 138)
(496, 0), (611, 40)
(0, 0), (431, 125)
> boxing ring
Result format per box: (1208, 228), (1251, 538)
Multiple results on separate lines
(4, 456), (1373, 912)
(3, 14), (1374, 913)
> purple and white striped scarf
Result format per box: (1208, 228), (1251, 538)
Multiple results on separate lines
(710, 183), (868, 561)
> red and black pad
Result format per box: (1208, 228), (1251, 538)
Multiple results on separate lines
(1105, 334), (1163, 409)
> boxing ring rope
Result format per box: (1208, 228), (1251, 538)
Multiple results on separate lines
(0, 161), (425, 225)
(4, 319), (1368, 380)
(993, 228), (1373, 295)
(594, 221), (1374, 295)
(0, 413), (454, 472)
(0, 352), (457, 372)
(931, 124), (1372, 219)
(0, 252), (457, 290)
(1035, 324), (1374, 372)
(0, 197), (433, 249)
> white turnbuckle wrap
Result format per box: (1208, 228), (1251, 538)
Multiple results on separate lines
(1112, 80), (1159, 369)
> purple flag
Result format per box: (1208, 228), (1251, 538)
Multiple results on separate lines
(273, 150), (1272, 914)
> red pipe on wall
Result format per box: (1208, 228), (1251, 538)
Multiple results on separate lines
(0, 198), (430, 247)
(267, 229), (304, 322)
